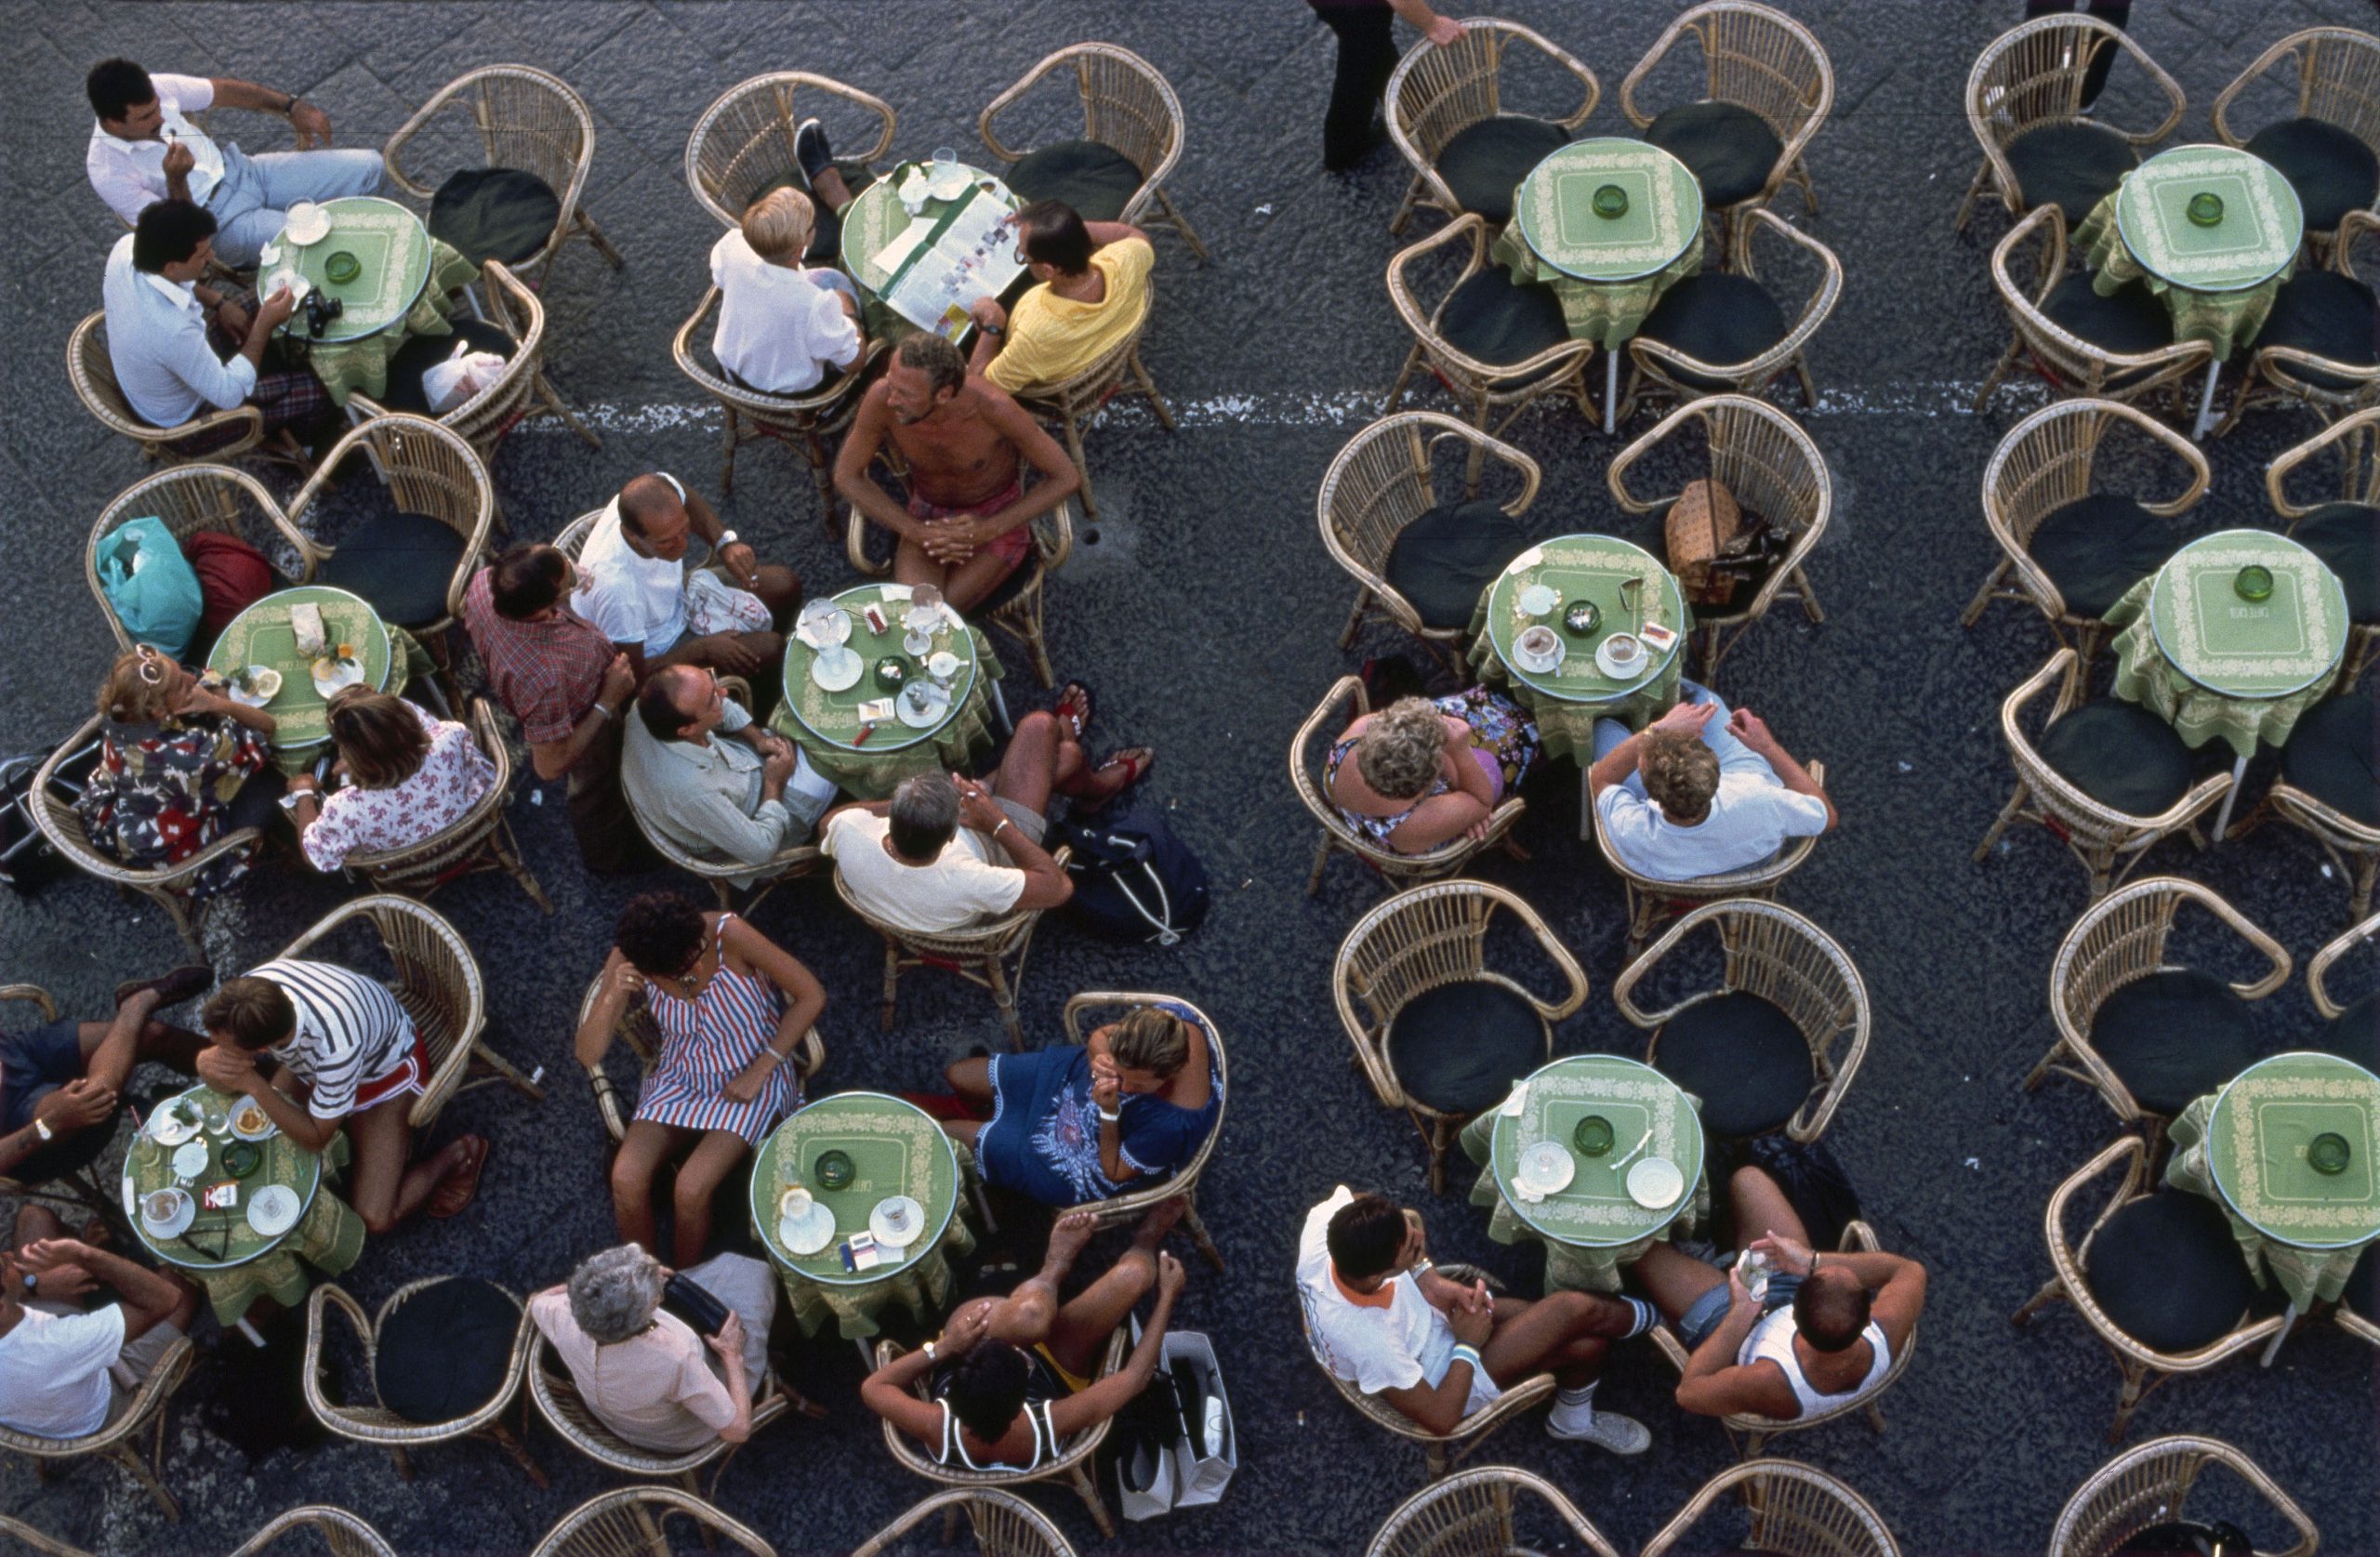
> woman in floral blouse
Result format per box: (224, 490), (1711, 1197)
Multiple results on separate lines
(289, 688), (498, 872)
(76, 645), (279, 899)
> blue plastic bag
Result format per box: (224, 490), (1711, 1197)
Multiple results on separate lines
(97, 516), (205, 660)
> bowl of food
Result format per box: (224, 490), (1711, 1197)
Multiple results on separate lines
(323, 250), (362, 284)
(1593, 183), (1630, 219)
(311, 644), (365, 696)
(813, 1150), (856, 1191)
(226, 666), (283, 706)
(2186, 191), (2225, 228)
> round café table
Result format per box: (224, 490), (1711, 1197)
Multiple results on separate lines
(1464, 534), (1690, 764)
(2071, 144), (2305, 437)
(838, 158), (1023, 342)
(767, 582), (1003, 799)
(122, 1085), (364, 1330)
(206, 584), (405, 774)
(1456, 1054), (1708, 1295)
(1493, 137), (1705, 433)
(2104, 528), (2348, 838)
(2164, 1050), (2380, 1361)
(748, 1090), (978, 1344)
(266, 195), (478, 405)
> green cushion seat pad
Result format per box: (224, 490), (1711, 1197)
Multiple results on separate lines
(1652, 990), (1812, 1139)
(1435, 116), (1571, 225)
(2034, 698), (2199, 816)
(2254, 270), (2379, 386)
(373, 1277), (518, 1424)
(1635, 272), (1789, 385)
(2291, 503), (2377, 622)
(1438, 267), (1576, 389)
(2003, 120), (2140, 225)
(1642, 101), (1782, 208)
(2347, 1243), (2377, 1326)
(315, 510), (469, 628)
(2026, 492), (2179, 619)
(1384, 979), (1545, 1115)
(2280, 685), (2376, 827)
(2244, 117), (2380, 233)
(1383, 500), (1538, 629)
(427, 167), (562, 268)
(2087, 969), (2260, 1117)
(2319, 992), (2376, 1072)
(374, 318), (517, 416)
(2041, 273), (2178, 371)
(2082, 1188), (2260, 1354)
(1005, 139), (1145, 223)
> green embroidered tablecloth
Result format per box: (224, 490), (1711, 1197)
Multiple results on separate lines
(751, 1091), (977, 1339)
(206, 585), (420, 772)
(2073, 145), (2305, 361)
(1496, 139), (1705, 348)
(269, 196), (478, 405)
(838, 161), (1021, 342)
(2165, 1052), (2380, 1309)
(1459, 1055), (1708, 1295)
(1465, 534), (1689, 760)
(2106, 530), (2348, 759)
(768, 583), (1002, 799)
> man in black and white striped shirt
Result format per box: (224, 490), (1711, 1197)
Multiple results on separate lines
(198, 960), (487, 1233)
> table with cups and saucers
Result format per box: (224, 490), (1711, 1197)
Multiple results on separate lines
(1465, 534), (1690, 764)
(2163, 1051), (2380, 1362)
(123, 1085), (364, 1329)
(748, 1091), (978, 1342)
(206, 584), (414, 775)
(1494, 138), (1706, 434)
(2071, 144), (2305, 437)
(839, 153), (1024, 343)
(1456, 1055), (1708, 1296)
(262, 195), (480, 406)
(767, 583), (1004, 800)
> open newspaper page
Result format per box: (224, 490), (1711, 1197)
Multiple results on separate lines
(874, 184), (1024, 338)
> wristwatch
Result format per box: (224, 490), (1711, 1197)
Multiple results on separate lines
(1096, 1104), (1122, 1124)
(979, 323), (1005, 338)
(32, 1117), (53, 1142)
(716, 529), (739, 548)
(277, 786), (313, 812)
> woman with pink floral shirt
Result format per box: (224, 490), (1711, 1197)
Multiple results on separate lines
(288, 689), (497, 872)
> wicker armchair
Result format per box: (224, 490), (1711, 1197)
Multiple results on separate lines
(284, 414), (494, 646)
(1366, 1464), (1624, 1557)
(2228, 693), (2379, 920)
(843, 479), (1078, 690)
(2216, 209), (2380, 433)
(575, 968), (825, 1147)
(2214, 26), (2380, 254)
(1619, 2), (1832, 234)
(276, 893), (540, 1128)
(1976, 651), (2232, 899)
(853, 1489), (1078, 1557)
(227, 1507), (402, 1557)
(875, 1330), (1129, 1538)
(2028, 877), (2292, 1132)
(1383, 20), (1600, 236)
(1057, 992), (1226, 1268)
(2051, 1435), (2320, 1557)
(1332, 880), (1586, 1193)
(2014, 1138), (2287, 1442)
(1384, 215), (1597, 442)
(673, 290), (880, 504)
(1295, 677), (1527, 897)
(2266, 404), (2380, 686)
(1006, 305), (1174, 522)
(531, 1487), (776, 1557)
(383, 64), (622, 282)
(1641, 1458), (1900, 1557)
(622, 674), (821, 914)
(832, 851), (1066, 1052)
(337, 698), (550, 913)
(1607, 393), (1829, 678)
(0, 985), (128, 1237)
(529, 1332), (792, 1498)
(1961, 397), (2210, 661)
(84, 463), (309, 655)
(65, 310), (305, 471)
(1594, 760), (1826, 958)
(980, 43), (1208, 261)
(1317, 411), (1543, 671)
(1955, 14), (2186, 233)
(1302, 1286), (1557, 1482)
(2310, 907), (2379, 1020)
(0, 1331), (194, 1517)
(1976, 205), (2213, 414)
(303, 1280), (544, 1484)
(684, 71), (898, 230)
(350, 260), (597, 467)
(1621, 208), (1841, 421)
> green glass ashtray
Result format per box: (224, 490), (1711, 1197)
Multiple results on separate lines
(220, 1141), (262, 1179)
(813, 1150), (856, 1191)
(323, 250), (362, 284)
(1572, 1115), (1615, 1156)
(2186, 192), (2225, 228)
(1563, 600), (1601, 636)
(1592, 183), (1629, 219)
(872, 656), (907, 692)
(2308, 1132), (2352, 1176)
(2233, 564), (2275, 601)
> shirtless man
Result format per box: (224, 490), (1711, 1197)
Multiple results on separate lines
(834, 332), (1081, 612)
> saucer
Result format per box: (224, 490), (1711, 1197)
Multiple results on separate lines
(1514, 1141), (1575, 1199)
(1514, 636), (1567, 676)
(230, 1099), (276, 1141)
(1594, 639), (1649, 680)
(869, 1194), (927, 1249)
(311, 656), (366, 698)
(247, 1183), (301, 1237)
(226, 666), (282, 707)
(171, 1141), (210, 1180)
(282, 206), (331, 246)
(811, 645), (864, 692)
(778, 1203), (837, 1256)
(1626, 1156), (1686, 1210)
(149, 1105), (201, 1147)
(140, 1188), (195, 1239)
(896, 688), (950, 729)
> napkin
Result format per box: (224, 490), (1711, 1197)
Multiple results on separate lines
(879, 584), (914, 601)
(1505, 546), (1545, 575)
(1500, 1083), (1529, 1117)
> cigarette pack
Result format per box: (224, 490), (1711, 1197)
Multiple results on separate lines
(857, 698), (895, 722)
(201, 1181), (239, 1210)
(1640, 622), (1678, 652)
(862, 604), (890, 635)
(289, 602), (327, 656)
(840, 1233), (882, 1273)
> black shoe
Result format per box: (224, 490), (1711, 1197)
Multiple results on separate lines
(795, 117), (835, 186)
(114, 965), (212, 1010)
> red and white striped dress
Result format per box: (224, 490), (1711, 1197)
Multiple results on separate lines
(633, 916), (798, 1144)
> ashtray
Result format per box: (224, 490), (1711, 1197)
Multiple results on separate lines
(1572, 1115), (1615, 1156)
(1592, 183), (1629, 218)
(2186, 191), (2225, 228)
(813, 1150), (856, 1191)
(1563, 600), (1601, 636)
(323, 250), (362, 284)
(2308, 1132), (2352, 1176)
(220, 1141), (263, 1179)
(2233, 564), (2274, 601)
(872, 656), (907, 693)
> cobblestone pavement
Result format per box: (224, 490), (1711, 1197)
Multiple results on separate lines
(3, 2), (2376, 1553)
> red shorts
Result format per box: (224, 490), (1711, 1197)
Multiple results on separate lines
(907, 480), (1033, 571)
(351, 1032), (430, 1114)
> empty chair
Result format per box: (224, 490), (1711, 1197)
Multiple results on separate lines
(284, 415), (494, 656)
(2235, 684), (2377, 920)
(980, 43), (1209, 261)
(1294, 676), (1527, 896)
(229, 1508), (402, 1557)
(1620, 2), (1832, 237)
(1956, 14), (2185, 232)
(84, 464), (309, 655)
(2214, 27), (2380, 251)
(383, 65), (623, 283)
(2050, 1435), (2320, 1557)
(853, 1490), (1078, 1557)
(1385, 215), (1596, 442)
(1383, 20), (1599, 235)
(684, 71), (897, 240)
(531, 1488), (776, 1557)
(2264, 403), (2379, 684)
(1976, 206), (2210, 414)
(2217, 209), (2380, 432)
(1622, 208), (1842, 420)
(2309, 907), (2379, 1058)
(1641, 1459), (1901, 1557)
(302, 1278), (545, 1485)
(1365, 1465), (1623, 1556)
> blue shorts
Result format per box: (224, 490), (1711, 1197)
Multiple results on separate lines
(0, 1020), (116, 1181)
(1677, 1270), (1805, 1350)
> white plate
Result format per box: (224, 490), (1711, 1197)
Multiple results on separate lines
(811, 645), (864, 692)
(1626, 1156), (1686, 1210)
(247, 1184), (301, 1237)
(263, 267), (314, 304)
(1594, 639), (1650, 680)
(140, 1189), (195, 1240)
(1514, 1141), (1575, 1198)
(149, 1104), (201, 1146)
(311, 656), (366, 698)
(230, 1100), (276, 1141)
(281, 206), (331, 246)
(1517, 584), (1560, 617)
(226, 666), (282, 707)
(869, 1194), (927, 1249)
(778, 1203), (837, 1256)
(896, 688), (950, 729)
(171, 1141), (210, 1180)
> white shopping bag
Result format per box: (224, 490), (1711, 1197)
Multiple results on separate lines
(1116, 1418), (1178, 1523)
(1162, 1329), (1236, 1508)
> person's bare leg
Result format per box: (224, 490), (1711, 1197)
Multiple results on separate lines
(945, 1058), (995, 1107)
(892, 534), (954, 595)
(1057, 747), (1153, 807)
(813, 166), (854, 213)
(345, 1101), (468, 1234)
(940, 543), (1024, 614)
(747, 563), (802, 621)
(990, 711), (1061, 813)
(1481, 1291), (1633, 1389)
(610, 1122), (683, 1255)
(988, 1207), (1102, 1347)
(669, 1129), (752, 1269)
(1043, 1197), (1183, 1379)
(942, 1118), (985, 1147)
(13, 1202), (65, 1252)
(1633, 1242), (1728, 1323)
(1726, 1165), (1810, 1255)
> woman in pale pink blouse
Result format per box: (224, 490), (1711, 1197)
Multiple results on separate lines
(288, 689), (498, 872)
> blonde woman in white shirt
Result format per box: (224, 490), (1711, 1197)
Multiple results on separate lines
(710, 188), (864, 395)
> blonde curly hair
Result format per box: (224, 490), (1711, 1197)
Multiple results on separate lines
(1638, 728), (1720, 824)
(1355, 697), (1448, 800)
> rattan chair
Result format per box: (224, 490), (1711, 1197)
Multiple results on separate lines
(65, 310), (307, 470)
(674, 291), (880, 505)
(529, 1332), (792, 1498)
(1366, 1464), (1623, 1557)
(684, 71), (898, 230)
(2214, 26), (2380, 254)
(0, 1515), (94, 1557)
(336, 697), (550, 913)
(853, 1488), (1078, 1557)
(1642, 1459), (1900, 1557)
(1302, 1283), (1557, 1483)
(1619, 2), (1832, 239)
(531, 1486), (777, 1557)
(2215, 210), (2380, 434)
(1606, 393), (1829, 678)
(350, 260), (598, 467)
(1621, 208), (1841, 421)
(227, 1507), (402, 1557)
(1975, 206), (2213, 414)
(1955, 14), (2186, 233)
(284, 414), (495, 648)
(2228, 693), (2379, 920)
(1383, 20), (1600, 237)
(1006, 305), (1173, 522)
(1593, 759), (1826, 959)
(843, 477), (1078, 690)
(2311, 906), (2379, 1022)
(1332, 880), (1586, 1194)
(84, 464), (310, 655)
(1384, 215), (1598, 442)
(1295, 677), (1527, 897)
(574, 968), (825, 1147)
(0, 1330), (194, 1517)
(832, 850), (1066, 1051)
(0, 985), (130, 1237)
(303, 1280), (544, 1484)
(1055, 992), (1226, 1267)
(980, 43), (1208, 261)
(622, 673), (821, 914)
(2028, 877), (2292, 1133)
(1961, 398), (2210, 662)
(2051, 1435), (2320, 1557)
(2014, 1138), (2287, 1442)
(2265, 404), (2380, 686)
(875, 1330), (1129, 1537)
(383, 64), (622, 283)
(1317, 411), (1543, 672)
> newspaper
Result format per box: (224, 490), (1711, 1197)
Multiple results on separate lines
(874, 181), (1024, 337)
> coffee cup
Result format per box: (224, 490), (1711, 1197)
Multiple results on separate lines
(780, 1185), (815, 1219)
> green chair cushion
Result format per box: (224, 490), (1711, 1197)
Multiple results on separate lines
(2003, 120), (2138, 225)
(1438, 267), (1575, 388)
(1435, 115), (1570, 225)
(316, 510), (469, 628)
(2088, 969), (2259, 1117)
(2347, 1242), (2377, 1326)
(428, 167), (562, 268)
(2041, 273), (2177, 369)
(374, 318), (517, 417)
(1383, 500), (1536, 629)
(2083, 1189), (2260, 1355)
(1653, 991), (1812, 1139)
(2281, 686), (2376, 827)
(1006, 139), (1145, 223)
(2293, 502), (2377, 622)
(1643, 100), (1782, 208)
(374, 1277), (518, 1424)
(2026, 492), (2177, 619)
(1636, 272), (1789, 386)
(2254, 270), (2378, 387)
(2035, 698), (2199, 816)
(1384, 979), (1544, 1115)
(2245, 117), (2380, 233)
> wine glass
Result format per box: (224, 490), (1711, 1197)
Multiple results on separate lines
(910, 583), (945, 629)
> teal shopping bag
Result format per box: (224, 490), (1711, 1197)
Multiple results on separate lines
(97, 516), (205, 660)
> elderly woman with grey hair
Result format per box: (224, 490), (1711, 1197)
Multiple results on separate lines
(1326, 688), (1538, 854)
(527, 1245), (778, 1454)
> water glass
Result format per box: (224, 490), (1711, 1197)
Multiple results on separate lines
(932, 147), (958, 182)
(1736, 1248), (1772, 1302)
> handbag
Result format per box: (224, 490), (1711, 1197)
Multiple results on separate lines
(0, 732), (102, 894)
(660, 1273), (732, 1338)
(96, 516), (205, 661)
(1665, 479), (1742, 607)
(1051, 804), (1210, 946)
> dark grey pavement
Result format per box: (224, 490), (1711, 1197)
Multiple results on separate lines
(4, 1), (2378, 1552)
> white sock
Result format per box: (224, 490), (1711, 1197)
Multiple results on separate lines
(1619, 1298), (1659, 1338)
(1554, 1383), (1597, 1410)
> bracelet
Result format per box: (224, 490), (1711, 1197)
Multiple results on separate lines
(992, 816), (1014, 838)
(589, 702), (613, 721)
(1412, 1257), (1435, 1276)
(923, 1340), (938, 1363)
(1096, 1104), (1121, 1124)
(1448, 1343), (1483, 1373)
(1809, 1253), (1819, 1275)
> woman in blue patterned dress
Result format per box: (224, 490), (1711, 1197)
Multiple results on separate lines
(1325, 689), (1537, 854)
(577, 891), (827, 1267)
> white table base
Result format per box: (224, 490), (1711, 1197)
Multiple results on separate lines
(2213, 751), (2251, 841)
(1604, 351), (1620, 435)
(2191, 360), (2222, 441)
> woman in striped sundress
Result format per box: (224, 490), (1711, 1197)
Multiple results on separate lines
(577, 892), (828, 1267)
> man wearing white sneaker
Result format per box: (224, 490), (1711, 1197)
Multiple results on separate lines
(1295, 1186), (1655, 1454)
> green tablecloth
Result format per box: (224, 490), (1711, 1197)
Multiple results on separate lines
(2074, 145), (2304, 361)
(1497, 139), (1704, 348)
(2165, 1052), (2380, 1309)
(750, 1091), (977, 1339)
(1464, 534), (1689, 760)
(270, 197), (479, 405)
(122, 1087), (364, 1326)
(1459, 1055), (1708, 1295)
(207, 585), (420, 772)
(2106, 530), (2349, 759)
(769, 584), (1002, 799)
(838, 161), (1021, 343)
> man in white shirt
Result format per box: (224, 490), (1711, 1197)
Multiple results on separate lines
(86, 58), (384, 268)
(1295, 1186), (1656, 1453)
(575, 472), (801, 681)
(1590, 685), (1834, 882)
(623, 666), (832, 884)
(0, 1209), (194, 1441)
(711, 187), (864, 395)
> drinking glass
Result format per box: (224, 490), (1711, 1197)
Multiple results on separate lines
(932, 147), (958, 187)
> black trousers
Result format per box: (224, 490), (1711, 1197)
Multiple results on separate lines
(2024, 0), (2133, 108)
(1316, 3), (1400, 172)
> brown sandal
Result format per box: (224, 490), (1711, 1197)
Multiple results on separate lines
(428, 1135), (490, 1220)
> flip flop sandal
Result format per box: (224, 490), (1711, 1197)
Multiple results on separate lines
(428, 1135), (490, 1220)
(1075, 748), (1154, 813)
(1053, 680), (1094, 742)
(114, 965), (213, 1010)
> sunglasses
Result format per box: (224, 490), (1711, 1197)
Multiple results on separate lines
(134, 644), (173, 686)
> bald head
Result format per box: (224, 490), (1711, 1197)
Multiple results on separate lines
(616, 474), (694, 561)
(1792, 1265), (1872, 1352)
(635, 665), (715, 743)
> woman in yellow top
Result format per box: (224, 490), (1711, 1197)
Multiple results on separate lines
(966, 202), (1154, 395)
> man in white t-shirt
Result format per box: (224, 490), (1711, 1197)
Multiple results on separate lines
(575, 471), (801, 682)
(0, 1207), (195, 1440)
(711, 187), (864, 395)
(1590, 684), (1834, 882)
(1295, 1186), (1657, 1454)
